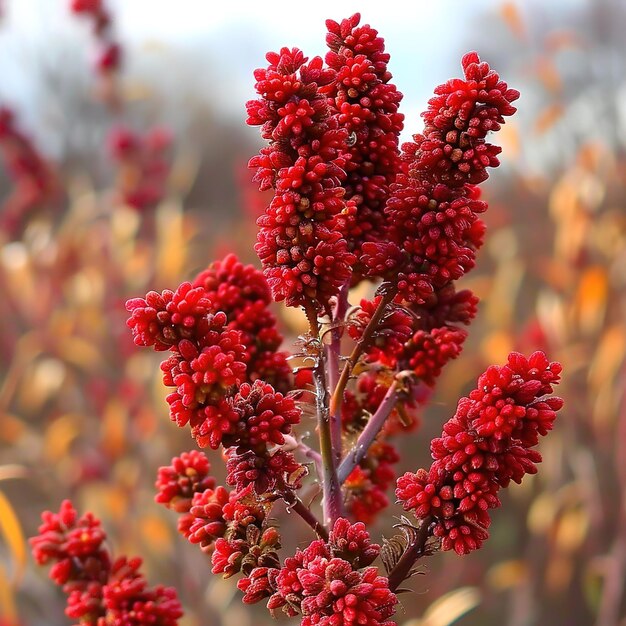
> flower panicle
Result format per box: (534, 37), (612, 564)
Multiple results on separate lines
(396, 351), (563, 555)
(30, 500), (183, 625)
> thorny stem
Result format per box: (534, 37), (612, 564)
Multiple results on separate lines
(327, 281), (350, 463)
(329, 284), (397, 420)
(337, 380), (399, 484)
(304, 301), (343, 529)
(388, 515), (435, 592)
(282, 491), (329, 541)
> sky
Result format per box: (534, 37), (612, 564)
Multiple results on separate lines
(0, 0), (588, 159)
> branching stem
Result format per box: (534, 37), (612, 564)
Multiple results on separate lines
(337, 381), (399, 484)
(305, 301), (343, 528)
(282, 491), (329, 541)
(329, 284), (396, 419)
(388, 515), (435, 592)
(327, 282), (350, 463)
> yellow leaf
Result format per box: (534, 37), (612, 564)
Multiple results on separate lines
(487, 559), (528, 590)
(101, 398), (129, 458)
(0, 490), (26, 584)
(528, 491), (558, 535)
(410, 587), (481, 626)
(574, 266), (608, 336)
(588, 325), (625, 392)
(56, 337), (101, 372)
(555, 506), (589, 552)
(0, 414), (26, 445)
(139, 514), (172, 555)
(44, 414), (82, 462)
(156, 200), (187, 284)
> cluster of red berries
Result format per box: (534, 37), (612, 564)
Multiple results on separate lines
(0, 107), (57, 235)
(396, 351), (563, 554)
(107, 126), (172, 212)
(324, 14), (404, 275)
(155, 451), (282, 581)
(126, 254), (305, 489)
(70, 0), (121, 76)
(30, 500), (182, 625)
(30, 14), (564, 626)
(247, 45), (356, 312)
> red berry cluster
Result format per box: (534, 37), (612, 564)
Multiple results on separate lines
(247, 46), (356, 312)
(108, 126), (172, 211)
(155, 452), (281, 582)
(33, 15), (565, 626)
(264, 518), (397, 626)
(0, 107), (58, 236)
(370, 53), (519, 302)
(324, 14), (404, 273)
(127, 255), (306, 493)
(29, 500), (182, 625)
(191, 253), (293, 392)
(396, 351), (563, 555)
(70, 0), (121, 75)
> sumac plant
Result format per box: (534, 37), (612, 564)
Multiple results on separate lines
(31, 13), (563, 626)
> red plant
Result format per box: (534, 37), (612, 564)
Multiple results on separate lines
(0, 107), (58, 236)
(32, 13), (563, 626)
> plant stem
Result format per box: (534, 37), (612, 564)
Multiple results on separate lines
(329, 284), (396, 419)
(337, 381), (399, 484)
(327, 282), (349, 463)
(305, 301), (343, 528)
(388, 515), (434, 592)
(298, 442), (323, 479)
(283, 492), (329, 541)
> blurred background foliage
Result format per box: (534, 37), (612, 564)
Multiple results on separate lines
(0, 0), (625, 625)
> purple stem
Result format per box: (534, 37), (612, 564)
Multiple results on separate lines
(337, 381), (399, 484)
(328, 282), (349, 463)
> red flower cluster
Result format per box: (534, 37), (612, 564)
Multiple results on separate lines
(396, 351), (563, 555)
(247, 47), (356, 311)
(324, 14), (404, 273)
(192, 253), (292, 392)
(406, 52), (520, 188)
(160, 312), (248, 449)
(356, 53), (518, 303)
(128, 256), (306, 493)
(155, 455), (282, 580)
(264, 518), (397, 626)
(0, 107), (58, 236)
(70, 0), (121, 75)
(30, 500), (182, 625)
(108, 126), (172, 211)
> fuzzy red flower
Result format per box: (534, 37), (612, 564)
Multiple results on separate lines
(397, 351), (563, 555)
(186, 487), (231, 549)
(298, 557), (397, 626)
(225, 380), (301, 449)
(405, 52), (519, 188)
(125, 282), (213, 350)
(328, 518), (380, 568)
(155, 450), (216, 513)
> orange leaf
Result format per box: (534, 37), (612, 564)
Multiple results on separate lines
(534, 103), (564, 134)
(0, 490), (26, 584)
(499, 1), (525, 38)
